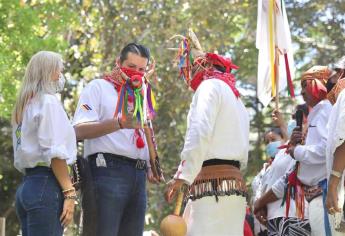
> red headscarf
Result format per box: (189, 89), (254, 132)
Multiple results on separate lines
(190, 53), (240, 97)
(301, 66), (331, 104)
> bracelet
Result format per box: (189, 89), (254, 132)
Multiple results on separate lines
(117, 117), (124, 129)
(331, 170), (342, 178)
(64, 194), (78, 200)
(62, 187), (75, 193)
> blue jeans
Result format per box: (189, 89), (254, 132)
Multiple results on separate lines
(89, 156), (147, 236)
(15, 167), (63, 236)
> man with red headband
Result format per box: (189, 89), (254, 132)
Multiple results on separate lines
(254, 65), (344, 236)
(73, 43), (156, 236)
(165, 30), (249, 235)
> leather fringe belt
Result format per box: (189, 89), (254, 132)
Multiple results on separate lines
(188, 164), (247, 202)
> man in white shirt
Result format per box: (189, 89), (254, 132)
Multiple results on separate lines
(165, 30), (249, 236)
(325, 56), (345, 234)
(73, 43), (155, 236)
(254, 66), (343, 236)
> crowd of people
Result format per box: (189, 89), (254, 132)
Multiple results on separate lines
(9, 26), (345, 236)
(252, 58), (345, 236)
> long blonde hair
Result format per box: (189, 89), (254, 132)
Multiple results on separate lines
(12, 51), (63, 124)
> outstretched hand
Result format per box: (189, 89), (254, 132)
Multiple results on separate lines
(119, 111), (141, 129)
(164, 179), (187, 203)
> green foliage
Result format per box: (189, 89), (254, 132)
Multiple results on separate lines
(0, 0), (76, 119)
(0, 0), (344, 235)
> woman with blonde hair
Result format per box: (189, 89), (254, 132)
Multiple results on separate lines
(12, 51), (76, 235)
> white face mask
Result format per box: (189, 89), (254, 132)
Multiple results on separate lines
(57, 73), (66, 92)
(287, 119), (297, 138)
(47, 73), (65, 94)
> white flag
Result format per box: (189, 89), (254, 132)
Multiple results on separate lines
(256, 0), (295, 107)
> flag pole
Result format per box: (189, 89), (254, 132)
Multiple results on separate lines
(275, 48), (280, 110)
(272, 0), (279, 110)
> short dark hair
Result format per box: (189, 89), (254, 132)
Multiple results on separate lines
(214, 64), (226, 73)
(292, 103), (309, 119)
(119, 43), (150, 64)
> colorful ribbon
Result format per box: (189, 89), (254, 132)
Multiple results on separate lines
(268, 0), (276, 97)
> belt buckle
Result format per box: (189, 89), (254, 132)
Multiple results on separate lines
(135, 160), (146, 170)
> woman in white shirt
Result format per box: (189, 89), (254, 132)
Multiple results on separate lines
(12, 51), (77, 236)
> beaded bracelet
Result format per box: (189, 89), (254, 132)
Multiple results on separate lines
(62, 187), (75, 193)
(64, 195), (78, 200)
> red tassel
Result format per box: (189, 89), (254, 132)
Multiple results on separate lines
(286, 188), (290, 217)
(135, 129), (145, 149)
(284, 53), (295, 97)
(136, 136), (145, 148)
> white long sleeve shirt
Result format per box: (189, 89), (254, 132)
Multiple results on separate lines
(252, 163), (271, 202)
(326, 89), (345, 178)
(13, 94), (77, 173)
(264, 149), (310, 220)
(72, 79), (150, 162)
(174, 79), (249, 184)
(252, 164), (269, 233)
(326, 89), (345, 210)
(272, 99), (332, 197)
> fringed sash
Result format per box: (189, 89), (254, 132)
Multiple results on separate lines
(188, 164), (247, 202)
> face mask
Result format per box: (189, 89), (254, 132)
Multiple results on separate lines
(119, 67), (145, 89)
(287, 119), (297, 138)
(46, 73), (65, 94)
(266, 141), (281, 158)
(57, 73), (66, 92)
(120, 67), (144, 79)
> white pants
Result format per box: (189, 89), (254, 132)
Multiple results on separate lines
(183, 195), (246, 236)
(308, 195), (345, 236)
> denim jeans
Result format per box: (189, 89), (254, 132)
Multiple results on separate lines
(15, 167), (63, 236)
(89, 156), (147, 236)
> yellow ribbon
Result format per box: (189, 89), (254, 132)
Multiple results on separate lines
(151, 90), (156, 109)
(269, 0), (276, 97)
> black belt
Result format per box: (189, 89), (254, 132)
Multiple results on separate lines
(202, 159), (240, 169)
(25, 166), (52, 176)
(88, 153), (147, 170)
